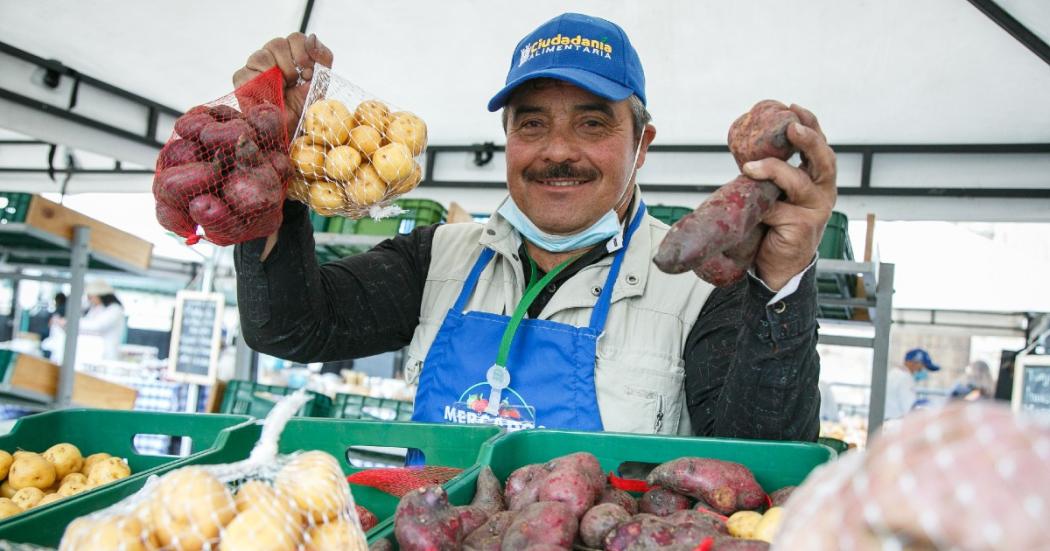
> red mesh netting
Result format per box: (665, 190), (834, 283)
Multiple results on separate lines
(153, 67), (291, 246)
(346, 466), (462, 497)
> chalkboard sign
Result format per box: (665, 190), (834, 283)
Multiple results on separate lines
(1012, 354), (1050, 415)
(168, 291), (224, 385)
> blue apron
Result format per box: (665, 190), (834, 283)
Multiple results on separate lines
(411, 202), (647, 432)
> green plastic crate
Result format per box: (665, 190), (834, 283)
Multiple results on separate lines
(219, 380), (333, 418)
(0, 193), (32, 225)
(309, 210), (330, 233)
(0, 418), (502, 546)
(0, 409), (252, 538)
(647, 204), (692, 226)
(817, 211), (856, 320)
(818, 436), (849, 455)
(817, 211), (852, 261)
(332, 393), (414, 422)
(353, 198), (446, 236)
(368, 429), (835, 548)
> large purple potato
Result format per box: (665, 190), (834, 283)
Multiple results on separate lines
(727, 99), (800, 170)
(500, 501), (577, 550)
(639, 486), (692, 517)
(471, 466), (506, 514)
(647, 458), (766, 515)
(580, 503), (631, 548)
(394, 485), (463, 551)
(463, 511), (516, 551)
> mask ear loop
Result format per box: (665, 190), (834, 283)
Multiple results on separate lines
(613, 139), (645, 215)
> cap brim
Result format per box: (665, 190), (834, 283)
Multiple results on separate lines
(487, 67), (634, 112)
(927, 363), (941, 372)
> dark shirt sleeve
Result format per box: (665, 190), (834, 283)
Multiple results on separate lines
(233, 201), (435, 363)
(684, 265), (821, 441)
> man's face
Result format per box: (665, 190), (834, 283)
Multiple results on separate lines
(504, 80), (654, 236)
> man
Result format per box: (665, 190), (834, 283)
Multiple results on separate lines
(232, 13), (836, 440)
(885, 347), (940, 419)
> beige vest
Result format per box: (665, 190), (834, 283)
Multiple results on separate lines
(404, 197), (713, 436)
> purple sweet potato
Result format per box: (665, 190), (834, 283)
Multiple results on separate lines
(604, 514), (718, 551)
(187, 194), (230, 227)
(245, 102), (284, 149)
(157, 139), (203, 170)
(471, 466), (505, 514)
(456, 505), (490, 538)
(639, 486), (692, 517)
(153, 161), (220, 206)
(538, 468), (599, 518)
(234, 135), (264, 169)
(505, 453), (603, 518)
(768, 485), (796, 507)
(267, 150), (295, 184)
(208, 104), (242, 122)
(690, 224), (767, 288)
(155, 200), (195, 236)
(199, 119), (256, 155)
(646, 458), (766, 516)
(394, 485), (462, 551)
(600, 486), (638, 515)
(505, 464), (545, 511)
(173, 108), (215, 141)
(653, 176), (780, 279)
(500, 501), (577, 550)
(580, 503), (631, 548)
(224, 164), (282, 217)
(463, 511), (516, 551)
(712, 537), (770, 550)
(727, 100), (800, 169)
(665, 509), (727, 534)
(521, 545), (570, 551)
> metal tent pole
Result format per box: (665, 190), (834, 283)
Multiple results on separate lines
(56, 225), (90, 407)
(866, 262), (895, 438)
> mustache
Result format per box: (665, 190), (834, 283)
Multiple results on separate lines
(524, 163), (599, 182)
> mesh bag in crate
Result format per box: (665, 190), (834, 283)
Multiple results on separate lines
(287, 65), (427, 220)
(153, 67), (294, 247)
(51, 392), (367, 551)
(774, 402), (1050, 550)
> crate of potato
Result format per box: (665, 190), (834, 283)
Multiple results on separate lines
(371, 430), (835, 550)
(0, 409), (252, 540)
(288, 65), (428, 219)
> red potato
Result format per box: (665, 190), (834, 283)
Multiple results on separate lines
(187, 194), (230, 227)
(505, 464), (545, 511)
(727, 100), (800, 170)
(690, 224), (767, 288)
(665, 509), (727, 534)
(603, 515), (702, 551)
(157, 139), (202, 170)
(463, 511), (516, 551)
(394, 485), (462, 551)
(356, 504), (378, 532)
(234, 135), (264, 169)
(470, 466), (505, 514)
(173, 109), (215, 141)
(155, 200), (196, 236)
(580, 503), (631, 548)
(267, 150), (295, 184)
(208, 104), (242, 122)
(600, 486), (638, 515)
(521, 545), (569, 551)
(712, 537), (770, 550)
(647, 458), (766, 516)
(153, 161), (220, 207)
(500, 501), (577, 550)
(224, 164), (282, 217)
(455, 505), (490, 538)
(538, 468), (598, 518)
(245, 102), (285, 150)
(199, 119), (256, 155)
(768, 485), (795, 507)
(506, 453), (604, 518)
(639, 486), (692, 517)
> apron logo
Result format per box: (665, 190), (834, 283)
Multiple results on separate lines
(444, 382), (538, 431)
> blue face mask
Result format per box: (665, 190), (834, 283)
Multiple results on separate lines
(499, 142), (642, 253)
(914, 369), (929, 382)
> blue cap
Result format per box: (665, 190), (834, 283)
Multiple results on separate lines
(487, 13), (646, 112)
(905, 348), (940, 372)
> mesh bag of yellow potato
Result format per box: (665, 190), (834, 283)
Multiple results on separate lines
(289, 65), (427, 219)
(51, 392), (368, 551)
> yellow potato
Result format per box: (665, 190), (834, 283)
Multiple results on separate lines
(273, 451), (349, 523)
(726, 510), (763, 539)
(0, 497), (21, 519)
(354, 100), (391, 134)
(345, 164), (388, 206)
(59, 515), (151, 551)
(44, 443), (84, 480)
(150, 467), (235, 551)
(324, 145), (364, 183)
(37, 492), (63, 507)
(12, 451), (33, 460)
(8, 453), (56, 491)
(12, 487), (44, 510)
(752, 506), (784, 543)
(87, 457), (130, 487)
(309, 181), (348, 215)
(348, 125), (383, 157)
(291, 137), (327, 180)
(81, 452), (111, 476)
(218, 506), (300, 551)
(388, 161), (422, 196)
(384, 112), (428, 156)
(305, 98), (355, 146)
(371, 143), (415, 187)
(287, 177), (312, 203)
(0, 481), (15, 499)
(58, 477), (89, 497)
(62, 472), (87, 485)
(0, 450), (12, 480)
(304, 518), (367, 551)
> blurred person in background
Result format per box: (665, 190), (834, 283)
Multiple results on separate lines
(950, 360), (995, 401)
(884, 348), (940, 419)
(48, 280), (126, 364)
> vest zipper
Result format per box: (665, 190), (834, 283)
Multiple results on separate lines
(654, 394), (664, 432)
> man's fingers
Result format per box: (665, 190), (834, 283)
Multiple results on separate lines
(263, 37), (300, 85)
(742, 159), (817, 207)
(245, 48), (277, 74)
(790, 103), (823, 135)
(761, 200), (819, 230)
(306, 33), (334, 69)
(787, 122), (836, 186)
(232, 67), (261, 89)
(286, 32), (313, 80)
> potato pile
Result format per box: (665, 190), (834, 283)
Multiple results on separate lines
(388, 453), (790, 550)
(288, 98), (427, 216)
(59, 450), (367, 551)
(0, 444), (130, 520)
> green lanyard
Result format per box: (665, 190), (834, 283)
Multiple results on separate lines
(494, 253), (577, 368)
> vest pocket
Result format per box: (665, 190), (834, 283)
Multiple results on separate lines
(595, 359), (683, 435)
(404, 353), (424, 385)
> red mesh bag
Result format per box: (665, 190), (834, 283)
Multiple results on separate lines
(345, 466), (462, 497)
(153, 67), (293, 246)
